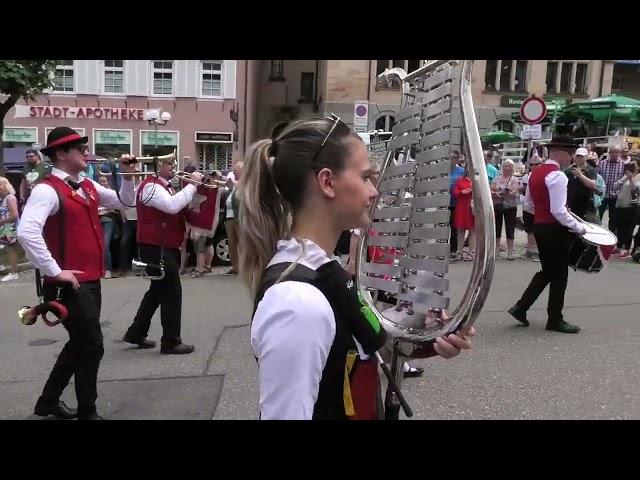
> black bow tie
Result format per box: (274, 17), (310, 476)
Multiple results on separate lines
(67, 178), (82, 190)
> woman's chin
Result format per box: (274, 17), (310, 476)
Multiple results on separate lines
(355, 214), (370, 229)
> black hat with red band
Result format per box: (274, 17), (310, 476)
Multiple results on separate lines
(40, 126), (88, 157)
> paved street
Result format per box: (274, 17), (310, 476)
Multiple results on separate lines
(1, 250), (639, 420)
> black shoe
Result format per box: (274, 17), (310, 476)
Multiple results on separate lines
(546, 320), (581, 334)
(34, 400), (77, 420)
(508, 305), (529, 326)
(122, 333), (156, 349)
(225, 268), (237, 275)
(160, 343), (195, 355)
(78, 413), (105, 420)
(403, 366), (424, 378)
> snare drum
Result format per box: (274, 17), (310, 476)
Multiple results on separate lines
(568, 220), (617, 273)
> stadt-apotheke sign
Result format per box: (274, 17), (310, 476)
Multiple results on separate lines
(14, 104), (145, 121)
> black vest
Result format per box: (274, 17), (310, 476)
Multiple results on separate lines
(253, 260), (386, 420)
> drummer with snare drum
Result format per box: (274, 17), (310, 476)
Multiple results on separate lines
(507, 136), (589, 334)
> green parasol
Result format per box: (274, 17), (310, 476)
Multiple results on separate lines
(559, 94), (640, 131)
(480, 130), (522, 144)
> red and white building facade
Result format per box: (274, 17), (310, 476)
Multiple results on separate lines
(3, 60), (259, 172)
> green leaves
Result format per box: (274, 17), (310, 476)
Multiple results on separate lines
(0, 60), (60, 102)
(0, 60), (61, 173)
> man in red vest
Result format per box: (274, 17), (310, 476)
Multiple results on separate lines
(17, 127), (138, 420)
(508, 135), (587, 334)
(122, 157), (203, 354)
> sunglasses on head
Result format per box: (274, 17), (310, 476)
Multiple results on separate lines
(311, 113), (344, 164)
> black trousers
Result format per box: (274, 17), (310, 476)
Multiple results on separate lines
(615, 206), (637, 250)
(516, 224), (571, 324)
(126, 244), (182, 346)
(598, 197), (618, 234)
(449, 206), (458, 252)
(495, 205), (517, 240)
(119, 220), (137, 272)
(37, 281), (103, 418)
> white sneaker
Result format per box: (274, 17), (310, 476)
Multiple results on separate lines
(104, 270), (112, 279)
(1, 272), (19, 282)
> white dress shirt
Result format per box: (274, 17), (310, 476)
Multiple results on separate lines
(523, 160), (587, 234)
(139, 177), (196, 215)
(521, 173), (535, 214)
(123, 206), (137, 221)
(17, 167), (136, 278)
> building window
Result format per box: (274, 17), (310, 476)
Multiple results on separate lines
(499, 60), (513, 92)
(197, 143), (233, 172)
(546, 61), (558, 93)
(375, 60), (424, 89)
(375, 114), (396, 132)
(299, 72), (314, 102)
(485, 60), (497, 91)
(46, 127), (85, 138)
(104, 60), (124, 94)
(484, 60), (528, 92)
(560, 63), (572, 93)
(53, 60), (74, 92)
(575, 63), (588, 95)
(514, 61), (527, 92)
(546, 61), (589, 95)
(407, 60), (421, 72)
(140, 130), (179, 157)
(153, 60), (173, 95)
(2, 127), (38, 147)
(201, 60), (223, 97)
(270, 60), (284, 81)
(93, 129), (132, 159)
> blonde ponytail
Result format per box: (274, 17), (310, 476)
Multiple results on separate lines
(238, 139), (291, 296)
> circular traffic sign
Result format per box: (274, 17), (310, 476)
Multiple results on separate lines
(355, 105), (368, 117)
(520, 95), (547, 125)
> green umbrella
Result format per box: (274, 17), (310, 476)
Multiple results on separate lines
(480, 130), (521, 144)
(560, 94), (640, 131)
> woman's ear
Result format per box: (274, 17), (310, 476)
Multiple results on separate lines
(316, 168), (336, 199)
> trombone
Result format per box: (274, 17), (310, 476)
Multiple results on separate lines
(91, 150), (177, 166)
(93, 150), (178, 177)
(174, 170), (228, 189)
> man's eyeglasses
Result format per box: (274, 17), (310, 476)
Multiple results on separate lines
(25, 155), (36, 159)
(72, 144), (89, 153)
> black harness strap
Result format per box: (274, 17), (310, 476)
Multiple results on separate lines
(252, 262), (318, 316)
(35, 177), (66, 299)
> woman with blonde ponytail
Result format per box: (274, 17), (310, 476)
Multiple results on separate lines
(240, 115), (475, 420)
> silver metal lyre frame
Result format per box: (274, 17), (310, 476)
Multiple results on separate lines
(355, 60), (496, 419)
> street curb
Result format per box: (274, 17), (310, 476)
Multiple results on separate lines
(0, 262), (33, 274)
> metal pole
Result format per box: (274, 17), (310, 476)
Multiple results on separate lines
(550, 106), (558, 136)
(606, 111), (612, 135)
(154, 121), (159, 150)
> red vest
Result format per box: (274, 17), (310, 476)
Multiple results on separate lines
(136, 176), (185, 249)
(529, 163), (559, 224)
(41, 175), (104, 283)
